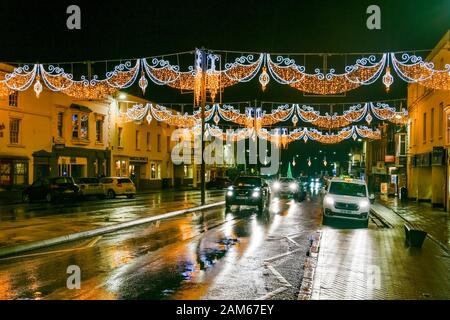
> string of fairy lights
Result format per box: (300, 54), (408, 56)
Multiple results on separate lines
(1, 48), (444, 145)
(0, 49), (448, 101)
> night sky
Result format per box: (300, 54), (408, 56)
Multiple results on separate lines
(1, 0), (449, 174)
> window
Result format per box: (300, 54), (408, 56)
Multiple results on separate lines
(447, 111), (450, 145)
(115, 160), (127, 176)
(414, 119), (417, 146)
(439, 102), (444, 139)
(57, 112), (64, 138)
(118, 128), (124, 147)
(9, 91), (18, 107)
(423, 113), (427, 143)
(150, 162), (161, 180)
(146, 132), (151, 151)
(9, 119), (20, 144)
(135, 130), (140, 150)
(72, 114), (79, 139)
(167, 136), (171, 153)
(96, 118), (104, 143)
(430, 108), (434, 141)
(72, 113), (89, 140)
(157, 134), (161, 152)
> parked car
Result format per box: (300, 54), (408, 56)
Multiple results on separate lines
(76, 177), (105, 198)
(100, 177), (136, 199)
(206, 177), (232, 190)
(271, 177), (306, 201)
(322, 178), (375, 228)
(22, 176), (80, 203)
(225, 176), (271, 212)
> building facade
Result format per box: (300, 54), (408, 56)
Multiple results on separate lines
(407, 31), (449, 209)
(0, 64), (176, 191)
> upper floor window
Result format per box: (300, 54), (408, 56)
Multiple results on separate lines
(146, 132), (151, 151)
(430, 108), (435, 142)
(439, 102), (444, 139)
(422, 112), (427, 143)
(157, 134), (161, 152)
(57, 112), (64, 138)
(118, 127), (124, 148)
(95, 117), (104, 143)
(9, 119), (21, 145)
(135, 130), (140, 150)
(8, 91), (18, 107)
(72, 113), (89, 140)
(167, 136), (171, 154)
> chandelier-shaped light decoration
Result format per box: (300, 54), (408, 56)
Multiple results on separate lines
(33, 76), (43, 98)
(259, 66), (270, 91)
(139, 71), (149, 95)
(382, 66), (394, 92)
(267, 54), (387, 95)
(391, 53), (450, 91)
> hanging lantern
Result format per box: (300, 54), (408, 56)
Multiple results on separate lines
(323, 157), (328, 167)
(139, 72), (149, 95)
(383, 66), (394, 93)
(146, 112), (153, 125)
(292, 114), (299, 126)
(365, 113), (373, 125)
(259, 67), (270, 92)
(34, 76), (43, 98)
(308, 157), (312, 167)
(214, 112), (220, 125)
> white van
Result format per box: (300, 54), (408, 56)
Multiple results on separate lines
(322, 178), (375, 228)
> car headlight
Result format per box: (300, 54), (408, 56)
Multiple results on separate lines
(272, 182), (281, 190)
(252, 189), (261, 198)
(289, 183), (298, 191)
(324, 196), (335, 206)
(227, 191), (234, 197)
(359, 199), (370, 209)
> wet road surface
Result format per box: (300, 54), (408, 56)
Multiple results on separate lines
(0, 190), (224, 247)
(0, 192), (385, 300)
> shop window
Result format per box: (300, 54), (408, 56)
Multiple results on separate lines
(13, 162), (27, 185)
(57, 112), (64, 138)
(150, 162), (161, 180)
(9, 91), (18, 107)
(9, 119), (21, 145)
(115, 160), (127, 177)
(0, 162), (11, 185)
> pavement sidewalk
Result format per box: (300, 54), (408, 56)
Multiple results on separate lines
(310, 201), (450, 300)
(378, 196), (449, 250)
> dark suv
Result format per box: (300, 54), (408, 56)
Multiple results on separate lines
(22, 177), (80, 203)
(225, 176), (271, 212)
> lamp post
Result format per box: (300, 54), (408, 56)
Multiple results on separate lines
(200, 48), (207, 205)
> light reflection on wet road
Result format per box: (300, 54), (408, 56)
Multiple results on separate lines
(0, 193), (324, 300)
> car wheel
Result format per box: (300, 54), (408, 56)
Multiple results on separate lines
(126, 194), (135, 199)
(22, 193), (30, 203)
(107, 190), (116, 199)
(46, 193), (53, 203)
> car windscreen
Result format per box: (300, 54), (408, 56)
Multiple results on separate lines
(329, 182), (367, 198)
(233, 177), (261, 187)
(51, 177), (74, 185)
(118, 178), (133, 184)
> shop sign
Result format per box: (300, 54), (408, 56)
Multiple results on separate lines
(432, 147), (445, 166)
(130, 157), (148, 163)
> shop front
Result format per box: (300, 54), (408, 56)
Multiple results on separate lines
(0, 155), (29, 187)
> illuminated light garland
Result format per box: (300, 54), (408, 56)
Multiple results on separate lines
(123, 103), (150, 122)
(150, 104), (216, 128)
(143, 53), (264, 103)
(267, 54), (387, 95)
(0, 64), (38, 93)
(207, 124), (254, 142)
(391, 53), (450, 91)
(370, 102), (408, 125)
(296, 103), (367, 129)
